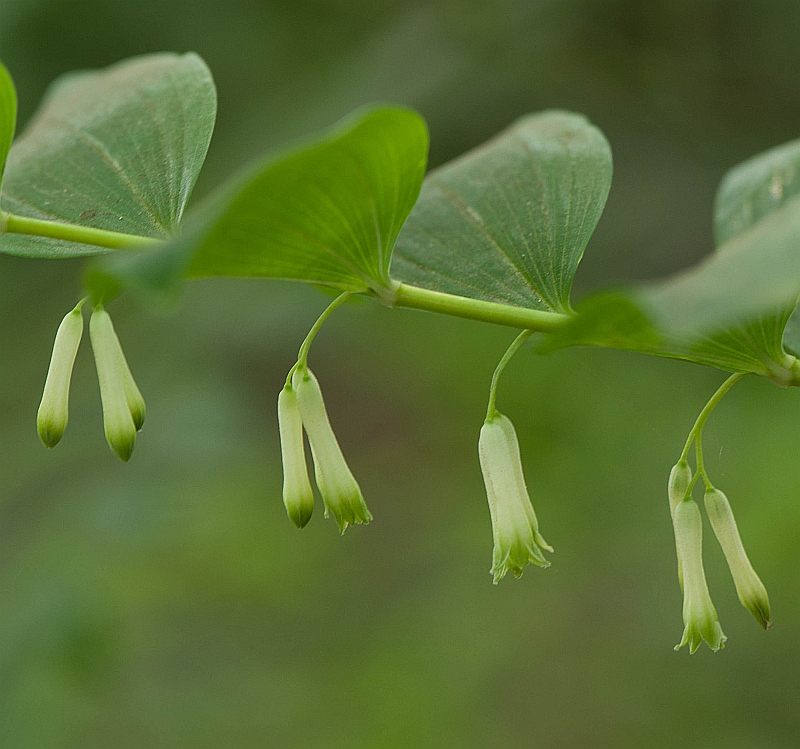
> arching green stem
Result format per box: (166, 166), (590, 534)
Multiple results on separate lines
(486, 330), (533, 420)
(393, 283), (570, 333)
(1, 212), (162, 250)
(679, 373), (745, 488)
(296, 291), (352, 370)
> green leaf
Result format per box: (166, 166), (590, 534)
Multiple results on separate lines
(0, 60), (17, 194)
(391, 111), (613, 314)
(98, 106), (429, 298)
(185, 106), (428, 295)
(542, 139), (800, 384)
(0, 52), (217, 259)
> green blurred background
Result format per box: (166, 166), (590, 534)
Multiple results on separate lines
(2, 1), (800, 746)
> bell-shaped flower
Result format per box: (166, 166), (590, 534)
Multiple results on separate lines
(277, 383), (315, 528)
(89, 307), (143, 462)
(672, 498), (726, 653)
(292, 367), (372, 533)
(37, 302), (84, 448)
(479, 412), (552, 583)
(704, 487), (771, 629)
(668, 460), (692, 589)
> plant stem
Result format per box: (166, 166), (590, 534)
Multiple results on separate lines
(393, 283), (570, 333)
(296, 292), (352, 368)
(679, 372), (745, 485)
(2, 212), (162, 250)
(486, 330), (533, 420)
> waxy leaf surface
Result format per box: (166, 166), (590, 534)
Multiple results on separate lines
(391, 111), (613, 314)
(99, 106), (429, 298)
(184, 106), (428, 295)
(544, 138), (800, 383)
(0, 53), (216, 258)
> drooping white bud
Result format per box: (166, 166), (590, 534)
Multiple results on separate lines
(113, 338), (146, 431)
(672, 498), (726, 653)
(704, 487), (771, 629)
(292, 367), (372, 533)
(37, 303), (84, 448)
(278, 383), (315, 528)
(89, 307), (138, 462)
(479, 412), (552, 583)
(668, 460), (692, 589)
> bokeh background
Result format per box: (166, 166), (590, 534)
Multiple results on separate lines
(2, 1), (800, 747)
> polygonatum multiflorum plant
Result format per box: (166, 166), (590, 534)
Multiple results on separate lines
(2, 52), (799, 653)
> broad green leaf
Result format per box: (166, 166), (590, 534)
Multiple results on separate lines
(714, 137), (800, 246)
(97, 106), (429, 298)
(542, 144), (800, 384)
(391, 111), (613, 314)
(185, 106), (428, 294)
(0, 60), (16, 194)
(0, 52), (216, 259)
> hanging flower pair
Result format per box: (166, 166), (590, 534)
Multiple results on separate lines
(278, 366), (372, 532)
(667, 373), (771, 653)
(37, 301), (145, 461)
(669, 459), (771, 653)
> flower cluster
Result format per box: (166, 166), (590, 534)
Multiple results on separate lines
(278, 366), (372, 533)
(669, 461), (771, 654)
(38, 303), (145, 461)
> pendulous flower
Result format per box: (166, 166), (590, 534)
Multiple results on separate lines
(277, 382), (315, 528)
(89, 306), (144, 462)
(37, 302), (84, 448)
(292, 367), (371, 533)
(668, 460), (692, 589)
(672, 498), (726, 653)
(479, 412), (552, 583)
(704, 487), (771, 629)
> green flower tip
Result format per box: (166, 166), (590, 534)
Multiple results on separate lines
(291, 367), (371, 534)
(37, 305), (84, 449)
(704, 488), (772, 630)
(668, 460), (692, 514)
(89, 306), (145, 462)
(668, 460), (692, 590)
(672, 498), (726, 654)
(277, 384), (315, 529)
(479, 413), (552, 584)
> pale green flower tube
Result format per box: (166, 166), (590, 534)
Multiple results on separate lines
(673, 498), (726, 653)
(89, 307), (138, 462)
(668, 460), (692, 590)
(479, 413), (552, 583)
(113, 336), (146, 431)
(292, 367), (372, 533)
(277, 383), (315, 528)
(704, 488), (771, 629)
(37, 303), (84, 448)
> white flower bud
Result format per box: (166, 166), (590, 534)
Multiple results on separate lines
(704, 488), (771, 629)
(292, 367), (372, 533)
(89, 307), (138, 462)
(668, 460), (692, 589)
(673, 498), (726, 653)
(113, 338), (146, 431)
(278, 383), (315, 528)
(479, 413), (552, 583)
(37, 304), (84, 448)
